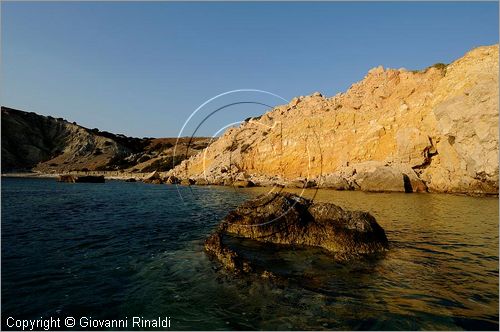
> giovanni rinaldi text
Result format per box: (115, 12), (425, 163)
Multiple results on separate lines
(6, 316), (172, 330)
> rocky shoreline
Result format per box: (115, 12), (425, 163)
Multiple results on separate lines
(3, 168), (498, 196)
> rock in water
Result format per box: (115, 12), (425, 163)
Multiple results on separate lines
(204, 193), (388, 274)
(57, 175), (105, 183)
(232, 180), (255, 188)
(58, 175), (76, 183)
(143, 171), (163, 184)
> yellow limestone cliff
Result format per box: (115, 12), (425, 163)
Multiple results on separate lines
(169, 45), (499, 194)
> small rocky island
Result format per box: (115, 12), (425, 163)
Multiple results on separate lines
(205, 193), (388, 276)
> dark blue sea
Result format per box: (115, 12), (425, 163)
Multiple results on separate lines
(1, 177), (498, 330)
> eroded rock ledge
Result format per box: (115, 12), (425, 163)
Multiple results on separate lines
(204, 193), (388, 276)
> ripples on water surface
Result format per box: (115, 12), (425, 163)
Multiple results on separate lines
(1, 178), (498, 330)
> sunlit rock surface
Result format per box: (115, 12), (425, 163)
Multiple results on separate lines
(170, 45), (499, 195)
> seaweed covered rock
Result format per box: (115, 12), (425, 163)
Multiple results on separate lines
(204, 193), (388, 273)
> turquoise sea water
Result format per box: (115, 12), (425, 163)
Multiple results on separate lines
(1, 177), (498, 330)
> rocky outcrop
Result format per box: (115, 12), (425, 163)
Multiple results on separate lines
(169, 45), (499, 195)
(205, 193), (388, 274)
(57, 175), (105, 183)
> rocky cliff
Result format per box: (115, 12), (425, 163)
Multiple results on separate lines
(1, 107), (209, 173)
(169, 45), (499, 194)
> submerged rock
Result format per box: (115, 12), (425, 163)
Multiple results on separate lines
(205, 193), (388, 274)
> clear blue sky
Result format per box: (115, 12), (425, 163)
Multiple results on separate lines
(2, 1), (498, 138)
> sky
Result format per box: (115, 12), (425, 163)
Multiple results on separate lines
(1, 1), (498, 138)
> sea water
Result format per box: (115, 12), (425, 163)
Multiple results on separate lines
(1, 177), (498, 330)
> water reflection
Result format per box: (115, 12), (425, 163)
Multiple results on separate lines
(2, 179), (498, 330)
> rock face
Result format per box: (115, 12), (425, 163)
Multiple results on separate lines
(205, 193), (388, 273)
(169, 45), (499, 194)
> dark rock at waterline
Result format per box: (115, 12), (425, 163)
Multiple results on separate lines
(204, 193), (388, 274)
(143, 171), (162, 184)
(125, 178), (136, 182)
(166, 176), (180, 184)
(194, 178), (209, 185)
(180, 178), (195, 186)
(232, 180), (255, 188)
(58, 175), (105, 183)
(143, 178), (164, 184)
(286, 179), (316, 188)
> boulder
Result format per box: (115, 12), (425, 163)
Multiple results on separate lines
(209, 177), (225, 186)
(180, 178), (195, 186)
(143, 171), (164, 184)
(125, 178), (136, 182)
(317, 173), (351, 190)
(194, 178), (209, 185)
(165, 176), (179, 184)
(205, 193), (388, 274)
(286, 179), (316, 188)
(351, 162), (427, 193)
(145, 171), (160, 180)
(232, 180), (254, 188)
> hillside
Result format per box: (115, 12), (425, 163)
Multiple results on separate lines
(168, 45), (499, 194)
(1, 107), (209, 173)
